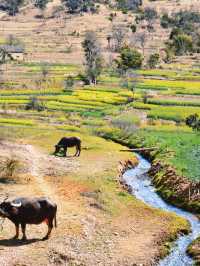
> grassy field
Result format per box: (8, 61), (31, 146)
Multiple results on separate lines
(1, 61), (200, 182)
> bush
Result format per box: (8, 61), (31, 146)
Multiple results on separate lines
(34, 0), (50, 10)
(148, 53), (159, 68)
(130, 24), (137, 33)
(116, 46), (143, 72)
(25, 97), (45, 111)
(161, 11), (200, 55)
(62, 0), (99, 14)
(186, 114), (200, 132)
(160, 13), (173, 28)
(116, 0), (142, 12)
(63, 76), (75, 91)
(0, 0), (24, 15)
(171, 34), (193, 55)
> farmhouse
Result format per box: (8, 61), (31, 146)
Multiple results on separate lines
(0, 44), (25, 61)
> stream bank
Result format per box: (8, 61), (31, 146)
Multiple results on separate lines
(123, 154), (200, 266)
(98, 133), (200, 264)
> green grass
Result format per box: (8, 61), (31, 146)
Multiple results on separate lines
(132, 102), (200, 122)
(0, 118), (35, 126)
(137, 69), (200, 81)
(137, 79), (200, 95)
(147, 98), (200, 107)
(95, 124), (200, 181)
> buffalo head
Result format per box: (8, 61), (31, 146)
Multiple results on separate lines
(0, 199), (21, 218)
(54, 145), (60, 154)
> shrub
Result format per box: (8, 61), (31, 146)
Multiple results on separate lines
(62, 0), (99, 14)
(161, 11), (200, 55)
(0, 0), (24, 15)
(185, 114), (200, 132)
(116, 0), (142, 12)
(148, 53), (159, 68)
(2, 158), (19, 178)
(130, 24), (137, 33)
(34, 0), (50, 10)
(63, 76), (75, 92)
(171, 34), (193, 55)
(116, 46), (143, 72)
(25, 97), (45, 111)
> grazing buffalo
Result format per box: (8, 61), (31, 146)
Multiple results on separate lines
(54, 137), (81, 157)
(0, 197), (57, 241)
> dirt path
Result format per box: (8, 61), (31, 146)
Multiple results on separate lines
(21, 144), (78, 198)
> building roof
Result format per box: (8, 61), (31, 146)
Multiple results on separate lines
(0, 45), (24, 53)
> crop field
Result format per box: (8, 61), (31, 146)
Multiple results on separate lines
(1, 60), (200, 183)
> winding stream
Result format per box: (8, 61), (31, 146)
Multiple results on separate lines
(123, 154), (200, 266)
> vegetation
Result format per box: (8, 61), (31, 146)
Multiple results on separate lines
(25, 97), (46, 112)
(61, 0), (99, 14)
(34, 0), (50, 12)
(0, 0), (24, 15)
(82, 31), (103, 85)
(148, 53), (160, 69)
(116, 46), (143, 72)
(116, 0), (142, 12)
(161, 11), (200, 56)
(186, 114), (200, 132)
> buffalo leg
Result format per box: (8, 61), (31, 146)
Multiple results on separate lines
(75, 145), (79, 156)
(43, 219), (53, 240)
(21, 223), (27, 240)
(77, 144), (81, 156)
(63, 147), (67, 157)
(13, 223), (19, 239)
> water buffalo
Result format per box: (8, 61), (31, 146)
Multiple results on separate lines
(54, 137), (81, 157)
(0, 197), (57, 241)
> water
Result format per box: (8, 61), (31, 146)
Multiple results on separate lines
(123, 154), (200, 266)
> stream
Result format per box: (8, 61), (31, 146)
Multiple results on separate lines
(123, 154), (200, 266)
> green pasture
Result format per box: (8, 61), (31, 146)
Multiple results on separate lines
(147, 98), (200, 107)
(132, 102), (200, 122)
(137, 79), (200, 95)
(95, 123), (200, 181)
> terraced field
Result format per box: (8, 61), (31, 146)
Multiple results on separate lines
(0, 60), (199, 180)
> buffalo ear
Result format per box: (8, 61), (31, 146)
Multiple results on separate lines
(5, 203), (19, 215)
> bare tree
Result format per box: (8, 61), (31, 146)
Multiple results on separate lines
(133, 32), (147, 56)
(111, 24), (127, 52)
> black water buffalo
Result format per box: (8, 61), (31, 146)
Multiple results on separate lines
(54, 137), (81, 157)
(0, 197), (57, 241)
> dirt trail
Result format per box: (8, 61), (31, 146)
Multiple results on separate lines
(0, 142), (82, 265)
(22, 144), (76, 198)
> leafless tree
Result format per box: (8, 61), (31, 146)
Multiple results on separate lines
(133, 32), (147, 56)
(111, 24), (127, 52)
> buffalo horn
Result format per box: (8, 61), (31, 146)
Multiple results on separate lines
(11, 202), (22, 208)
